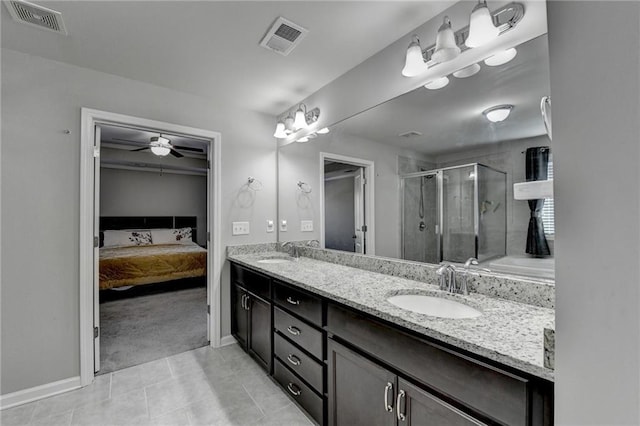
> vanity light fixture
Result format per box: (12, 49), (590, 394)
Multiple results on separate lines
(297, 136), (310, 143)
(483, 104), (513, 122)
(466, 0), (499, 48)
(400, 2), (523, 77)
(402, 35), (429, 77)
(273, 121), (287, 138)
(317, 127), (330, 134)
(453, 63), (481, 78)
(484, 48), (517, 66)
(424, 76), (450, 90)
(273, 104), (321, 139)
(432, 17), (460, 63)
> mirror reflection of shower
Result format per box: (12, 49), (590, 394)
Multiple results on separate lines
(402, 163), (506, 264)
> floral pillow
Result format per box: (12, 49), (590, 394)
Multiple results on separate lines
(103, 230), (152, 248)
(151, 228), (193, 245)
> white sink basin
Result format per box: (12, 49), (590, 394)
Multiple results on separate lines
(387, 294), (482, 319)
(257, 258), (294, 264)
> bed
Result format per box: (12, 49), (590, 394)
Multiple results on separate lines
(99, 216), (207, 290)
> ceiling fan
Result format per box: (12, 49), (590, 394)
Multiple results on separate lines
(130, 136), (183, 158)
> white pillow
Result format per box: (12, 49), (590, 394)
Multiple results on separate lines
(151, 228), (193, 245)
(103, 230), (152, 248)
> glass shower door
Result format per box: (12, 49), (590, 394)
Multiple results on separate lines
(402, 173), (439, 263)
(442, 166), (476, 263)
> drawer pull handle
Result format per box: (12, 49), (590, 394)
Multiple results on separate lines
(286, 296), (300, 305)
(384, 382), (393, 412)
(287, 382), (302, 396)
(396, 390), (406, 422)
(287, 326), (301, 336)
(287, 354), (301, 366)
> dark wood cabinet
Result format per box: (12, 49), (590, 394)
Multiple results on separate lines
(230, 265), (272, 372)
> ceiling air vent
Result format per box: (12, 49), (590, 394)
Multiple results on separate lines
(5, 0), (67, 35)
(260, 17), (308, 56)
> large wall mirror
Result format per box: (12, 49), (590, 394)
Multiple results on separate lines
(278, 32), (553, 281)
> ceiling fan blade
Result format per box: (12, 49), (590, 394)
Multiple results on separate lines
(172, 145), (204, 153)
(131, 147), (150, 152)
(170, 149), (184, 158)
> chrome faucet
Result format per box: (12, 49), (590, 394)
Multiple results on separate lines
(436, 263), (457, 293)
(460, 257), (490, 295)
(280, 241), (299, 260)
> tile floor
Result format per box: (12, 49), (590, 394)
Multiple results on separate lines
(1, 345), (314, 426)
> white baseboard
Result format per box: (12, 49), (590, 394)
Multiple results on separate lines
(0, 376), (81, 410)
(220, 335), (237, 347)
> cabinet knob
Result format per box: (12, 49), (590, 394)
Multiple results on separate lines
(287, 325), (301, 336)
(287, 382), (302, 396)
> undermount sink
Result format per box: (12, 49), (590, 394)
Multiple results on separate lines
(257, 258), (294, 264)
(387, 294), (482, 319)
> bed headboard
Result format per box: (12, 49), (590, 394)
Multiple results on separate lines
(100, 216), (197, 245)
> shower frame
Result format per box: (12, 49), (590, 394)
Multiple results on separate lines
(400, 162), (507, 264)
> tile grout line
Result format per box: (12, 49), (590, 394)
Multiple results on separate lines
(240, 381), (267, 418)
(165, 357), (175, 378)
(143, 387), (150, 420)
(108, 373), (113, 399)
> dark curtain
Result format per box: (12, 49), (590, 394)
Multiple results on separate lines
(525, 147), (551, 257)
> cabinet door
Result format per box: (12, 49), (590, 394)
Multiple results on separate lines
(328, 338), (396, 426)
(231, 284), (248, 349)
(247, 294), (272, 371)
(397, 379), (485, 426)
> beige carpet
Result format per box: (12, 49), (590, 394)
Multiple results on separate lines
(98, 286), (208, 374)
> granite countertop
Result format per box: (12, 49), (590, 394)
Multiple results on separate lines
(228, 251), (555, 382)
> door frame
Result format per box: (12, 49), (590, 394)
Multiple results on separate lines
(79, 108), (222, 386)
(319, 152), (375, 255)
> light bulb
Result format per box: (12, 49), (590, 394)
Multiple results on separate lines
(432, 17), (460, 63)
(294, 106), (307, 130)
(484, 48), (517, 66)
(466, 0), (499, 48)
(273, 122), (287, 138)
(402, 35), (428, 77)
(453, 63), (481, 78)
(424, 76), (450, 90)
(284, 116), (294, 134)
(483, 105), (513, 122)
(317, 127), (330, 134)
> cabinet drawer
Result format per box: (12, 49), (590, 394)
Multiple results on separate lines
(231, 263), (270, 300)
(274, 359), (323, 425)
(275, 307), (323, 360)
(275, 332), (323, 392)
(274, 282), (323, 325)
(327, 304), (529, 426)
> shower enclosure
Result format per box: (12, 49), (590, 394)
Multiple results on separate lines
(401, 163), (506, 264)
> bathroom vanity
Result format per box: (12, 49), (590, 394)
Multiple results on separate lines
(228, 252), (554, 426)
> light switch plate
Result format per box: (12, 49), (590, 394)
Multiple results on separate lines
(232, 221), (250, 235)
(280, 220), (288, 232)
(301, 220), (313, 232)
(266, 220), (274, 233)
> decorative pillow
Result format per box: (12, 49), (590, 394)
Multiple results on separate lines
(151, 228), (193, 245)
(103, 230), (152, 248)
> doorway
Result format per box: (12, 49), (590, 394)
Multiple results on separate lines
(320, 153), (375, 255)
(80, 109), (222, 386)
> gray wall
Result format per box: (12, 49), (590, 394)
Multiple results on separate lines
(1, 48), (277, 395)
(324, 177), (355, 252)
(548, 2), (640, 424)
(100, 167), (208, 246)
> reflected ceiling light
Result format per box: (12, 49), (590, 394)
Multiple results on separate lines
(294, 105), (307, 130)
(284, 116), (295, 134)
(432, 17), (460, 63)
(484, 48), (517, 66)
(402, 35), (428, 77)
(273, 121), (287, 138)
(466, 0), (499, 48)
(297, 136), (310, 143)
(317, 127), (330, 134)
(453, 63), (481, 78)
(424, 76), (450, 90)
(149, 136), (172, 156)
(483, 104), (513, 122)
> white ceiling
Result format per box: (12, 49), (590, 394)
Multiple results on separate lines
(1, 1), (454, 115)
(333, 34), (551, 156)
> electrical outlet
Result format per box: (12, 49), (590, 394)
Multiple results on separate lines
(301, 220), (314, 232)
(266, 220), (275, 233)
(232, 221), (250, 235)
(280, 220), (288, 232)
